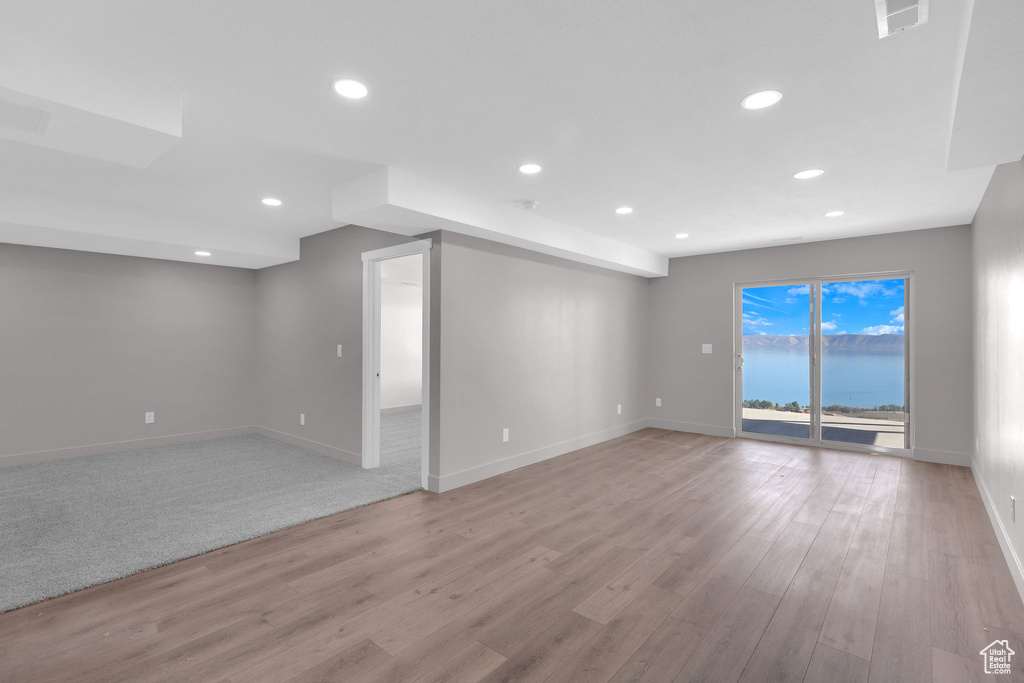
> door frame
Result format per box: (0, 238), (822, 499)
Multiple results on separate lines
(733, 277), (818, 446)
(361, 239), (432, 489)
(734, 271), (913, 457)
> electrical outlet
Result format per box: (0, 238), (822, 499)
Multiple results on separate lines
(656, 398), (662, 407)
(702, 344), (713, 354)
(502, 428), (509, 443)
(617, 404), (622, 415)
(144, 411), (155, 424)
(300, 413), (305, 426)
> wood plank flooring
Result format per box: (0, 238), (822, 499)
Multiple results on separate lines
(2, 428), (1023, 682)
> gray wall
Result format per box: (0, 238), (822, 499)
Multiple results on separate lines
(972, 157), (1024, 593)
(0, 220), (980, 485)
(432, 231), (650, 490)
(255, 225), (413, 462)
(0, 244), (258, 463)
(647, 226), (974, 465)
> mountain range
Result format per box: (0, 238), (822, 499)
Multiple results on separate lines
(742, 334), (904, 351)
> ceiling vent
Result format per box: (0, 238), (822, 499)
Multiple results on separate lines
(0, 98), (51, 135)
(874, 0), (929, 38)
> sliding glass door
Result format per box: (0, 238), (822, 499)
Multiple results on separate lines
(737, 275), (909, 453)
(740, 284), (813, 440)
(819, 277), (908, 449)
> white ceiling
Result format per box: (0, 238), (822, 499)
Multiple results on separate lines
(0, 1), (1021, 276)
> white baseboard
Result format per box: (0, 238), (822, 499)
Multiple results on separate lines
(0, 426), (255, 468)
(431, 420), (649, 493)
(972, 459), (1024, 602)
(1, 425), (364, 470)
(253, 426), (361, 467)
(381, 404), (422, 416)
(645, 418), (736, 439)
(913, 447), (971, 467)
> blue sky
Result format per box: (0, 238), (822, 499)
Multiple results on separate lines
(742, 279), (905, 336)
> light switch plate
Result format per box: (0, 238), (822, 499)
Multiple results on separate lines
(337, 344), (343, 357)
(702, 344), (713, 354)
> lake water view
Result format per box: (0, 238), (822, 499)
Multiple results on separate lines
(742, 346), (905, 409)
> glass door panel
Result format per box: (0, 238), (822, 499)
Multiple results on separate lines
(740, 284), (813, 441)
(819, 278), (907, 449)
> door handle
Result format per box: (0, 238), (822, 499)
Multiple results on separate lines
(737, 354), (744, 369)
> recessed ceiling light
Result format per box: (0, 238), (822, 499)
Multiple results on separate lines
(615, 207), (633, 215)
(195, 251), (212, 257)
(333, 79), (368, 99)
(825, 210), (845, 217)
(793, 169), (824, 180)
(518, 163), (542, 174)
(674, 233), (689, 239)
(740, 90), (783, 110)
(261, 197), (282, 207)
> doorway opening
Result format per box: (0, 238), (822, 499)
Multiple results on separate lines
(361, 240), (431, 489)
(735, 274), (910, 455)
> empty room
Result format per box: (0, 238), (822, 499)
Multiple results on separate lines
(2, 1), (1023, 682)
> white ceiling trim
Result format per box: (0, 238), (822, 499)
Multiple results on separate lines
(0, 190), (297, 269)
(0, 221), (289, 270)
(334, 167), (668, 278)
(0, 86), (181, 168)
(947, 0), (1024, 171)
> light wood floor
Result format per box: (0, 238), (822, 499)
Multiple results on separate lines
(3, 429), (1024, 682)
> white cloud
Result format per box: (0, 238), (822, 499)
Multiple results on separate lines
(832, 297), (846, 304)
(743, 312), (773, 326)
(832, 281), (900, 299)
(743, 297), (787, 314)
(890, 306), (904, 324)
(821, 321), (838, 331)
(838, 330), (848, 335)
(787, 285), (810, 296)
(743, 291), (775, 304)
(860, 324), (904, 335)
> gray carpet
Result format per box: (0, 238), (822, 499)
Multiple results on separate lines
(0, 419), (422, 612)
(381, 408), (422, 467)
